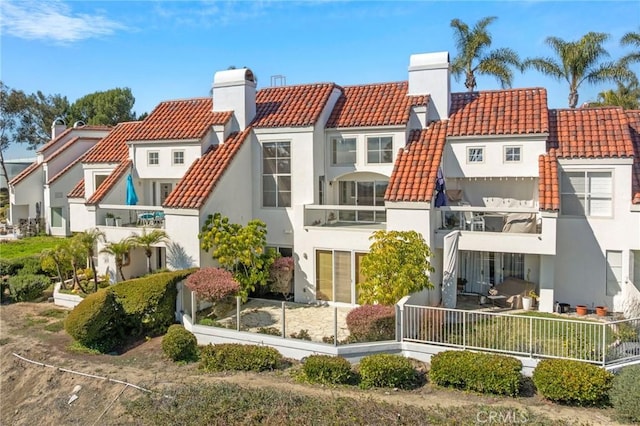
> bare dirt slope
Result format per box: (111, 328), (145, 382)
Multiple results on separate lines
(0, 302), (620, 425)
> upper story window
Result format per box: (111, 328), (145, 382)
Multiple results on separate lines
(331, 137), (356, 165)
(367, 136), (393, 164)
(172, 150), (184, 165)
(504, 146), (521, 163)
(148, 151), (159, 166)
(262, 142), (291, 208)
(467, 147), (484, 163)
(561, 170), (612, 217)
(94, 174), (108, 191)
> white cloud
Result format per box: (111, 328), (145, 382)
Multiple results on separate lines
(0, 0), (125, 43)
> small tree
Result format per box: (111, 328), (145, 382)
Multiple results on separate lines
(75, 228), (106, 292)
(185, 267), (239, 317)
(359, 230), (434, 305)
(199, 213), (276, 302)
(130, 228), (169, 274)
(100, 238), (133, 282)
(269, 256), (294, 299)
(41, 245), (73, 288)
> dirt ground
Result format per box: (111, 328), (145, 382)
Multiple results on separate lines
(0, 302), (622, 425)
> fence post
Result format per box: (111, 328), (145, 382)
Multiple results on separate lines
(191, 289), (197, 325)
(282, 301), (286, 338)
(462, 310), (466, 349)
(602, 322), (607, 367)
(236, 296), (241, 331)
(334, 306), (338, 347)
(529, 316), (533, 357)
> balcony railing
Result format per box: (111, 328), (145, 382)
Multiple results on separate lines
(437, 206), (541, 234)
(97, 204), (165, 229)
(304, 204), (386, 229)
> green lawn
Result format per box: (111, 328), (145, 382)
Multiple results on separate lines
(0, 235), (65, 260)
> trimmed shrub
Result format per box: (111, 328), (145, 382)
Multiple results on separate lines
(610, 365), (640, 423)
(162, 325), (198, 362)
(7, 274), (50, 301)
(64, 289), (122, 352)
(346, 304), (395, 342)
(358, 354), (417, 389)
(18, 255), (46, 275)
(429, 350), (522, 396)
(532, 359), (613, 406)
(199, 343), (282, 372)
(302, 355), (353, 385)
(112, 269), (195, 336)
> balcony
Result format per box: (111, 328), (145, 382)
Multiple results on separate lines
(97, 204), (165, 229)
(437, 206), (541, 234)
(304, 204), (386, 229)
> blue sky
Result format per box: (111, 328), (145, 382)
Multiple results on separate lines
(1, 0), (639, 159)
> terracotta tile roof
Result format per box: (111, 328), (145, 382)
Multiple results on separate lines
(36, 125), (111, 154)
(86, 160), (132, 205)
(385, 122), (448, 202)
(82, 121), (142, 163)
(68, 178), (85, 198)
(626, 110), (640, 204)
(448, 88), (549, 136)
(8, 161), (39, 185)
(538, 149), (560, 211)
(164, 128), (252, 209)
(253, 83), (336, 128)
(326, 82), (427, 128)
(130, 98), (231, 141)
(547, 108), (634, 158)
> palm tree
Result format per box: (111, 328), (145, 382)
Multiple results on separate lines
(592, 81), (640, 109)
(620, 28), (640, 66)
(75, 228), (106, 292)
(130, 228), (169, 274)
(100, 239), (133, 282)
(523, 32), (635, 108)
(450, 16), (521, 91)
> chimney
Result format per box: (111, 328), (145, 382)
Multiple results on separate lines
(408, 52), (450, 121)
(212, 68), (257, 131)
(51, 118), (66, 139)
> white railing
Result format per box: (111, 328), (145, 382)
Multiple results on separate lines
(438, 206), (541, 234)
(304, 204), (386, 228)
(400, 304), (640, 366)
(97, 205), (165, 229)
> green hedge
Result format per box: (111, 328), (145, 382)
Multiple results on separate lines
(0, 255), (44, 277)
(7, 274), (50, 302)
(532, 359), (613, 406)
(162, 324), (198, 362)
(199, 343), (282, 372)
(64, 290), (123, 352)
(429, 350), (522, 396)
(302, 355), (353, 385)
(64, 269), (195, 353)
(610, 365), (640, 423)
(358, 354), (418, 389)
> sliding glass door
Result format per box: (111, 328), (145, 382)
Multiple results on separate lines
(315, 250), (366, 304)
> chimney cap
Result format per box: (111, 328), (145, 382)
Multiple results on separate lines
(51, 117), (66, 127)
(214, 67), (257, 87)
(409, 52), (450, 70)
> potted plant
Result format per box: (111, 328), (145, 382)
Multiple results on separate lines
(105, 212), (115, 226)
(522, 290), (538, 310)
(114, 216), (122, 227)
(595, 305), (608, 317)
(576, 305), (588, 315)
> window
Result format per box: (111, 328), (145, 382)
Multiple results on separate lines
(266, 246), (293, 258)
(467, 147), (484, 163)
(331, 137), (356, 165)
(262, 142), (291, 207)
(504, 146), (521, 162)
(367, 136), (393, 164)
(633, 251), (640, 292)
(315, 250), (366, 304)
(561, 171), (612, 216)
(338, 180), (387, 222)
(318, 176), (325, 205)
(606, 250), (622, 296)
(172, 150), (184, 165)
(94, 174), (108, 191)
(148, 151), (159, 165)
(51, 207), (63, 227)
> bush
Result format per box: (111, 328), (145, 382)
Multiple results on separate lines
(64, 290), (122, 352)
(302, 355), (353, 385)
(199, 343), (282, 372)
(358, 354), (417, 389)
(289, 329), (311, 340)
(346, 304), (395, 342)
(429, 350), (522, 396)
(532, 359), (613, 406)
(162, 325), (198, 362)
(185, 267), (239, 303)
(7, 274), (50, 301)
(0, 256), (44, 277)
(610, 365), (640, 422)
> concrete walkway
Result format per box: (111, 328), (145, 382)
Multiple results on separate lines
(216, 299), (352, 342)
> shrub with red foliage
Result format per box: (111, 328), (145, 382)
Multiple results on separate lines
(269, 257), (294, 297)
(185, 267), (239, 303)
(346, 304), (396, 342)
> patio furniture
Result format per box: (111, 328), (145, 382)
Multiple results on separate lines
(137, 212), (155, 226)
(153, 211), (165, 226)
(463, 210), (485, 231)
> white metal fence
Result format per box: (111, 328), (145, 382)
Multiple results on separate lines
(400, 304), (640, 367)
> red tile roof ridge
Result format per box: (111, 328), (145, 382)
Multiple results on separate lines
(452, 87), (547, 96)
(259, 82), (338, 90)
(68, 178), (85, 199)
(81, 121), (143, 163)
(86, 160), (132, 205)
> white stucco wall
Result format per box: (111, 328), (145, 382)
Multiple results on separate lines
(10, 168), (44, 224)
(69, 201), (96, 233)
(133, 142), (202, 180)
